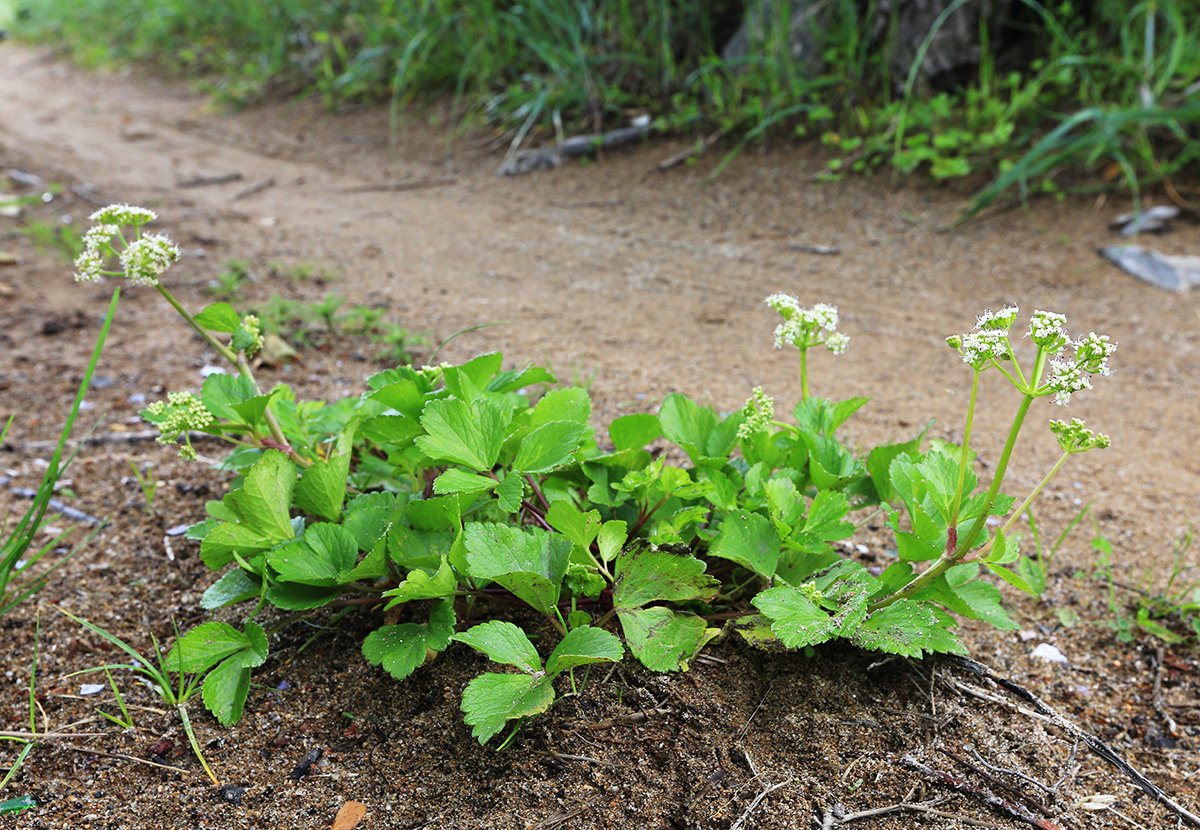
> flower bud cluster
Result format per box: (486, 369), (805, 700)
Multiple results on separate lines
(948, 305), (1018, 368)
(145, 391), (214, 461)
(765, 293), (848, 354)
(736, 386), (775, 440)
(1049, 418), (1110, 453)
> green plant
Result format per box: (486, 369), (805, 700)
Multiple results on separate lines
(19, 217), (84, 262)
(1013, 501), (1092, 599)
(1096, 524), (1199, 644)
(127, 460), (158, 515)
(1, 291), (117, 614)
(57, 606), (263, 786)
(76, 206), (1120, 745)
(208, 259), (252, 301)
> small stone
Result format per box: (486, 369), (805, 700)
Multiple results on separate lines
(219, 784), (245, 805)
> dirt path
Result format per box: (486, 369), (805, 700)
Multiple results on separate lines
(1, 43), (1198, 829)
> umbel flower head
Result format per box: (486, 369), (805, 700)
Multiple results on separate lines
(73, 204), (180, 285)
(765, 293), (848, 354)
(1049, 418), (1110, 453)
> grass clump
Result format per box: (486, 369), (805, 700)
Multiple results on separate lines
(12, 0), (1200, 210)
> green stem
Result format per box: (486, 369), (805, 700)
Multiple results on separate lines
(798, 347), (809, 401)
(868, 393), (1035, 613)
(947, 368), (982, 536)
(973, 450), (1071, 560)
(155, 284), (237, 365)
(177, 702), (220, 787)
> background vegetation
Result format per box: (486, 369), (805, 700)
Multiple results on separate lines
(7, 0), (1200, 213)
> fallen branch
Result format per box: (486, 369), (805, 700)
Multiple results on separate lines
(897, 754), (1063, 830)
(729, 778), (792, 830)
(657, 130), (725, 172)
(176, 173), (243, 189)
(948, 655), (1200, 828)
(230, 176), (275, 202)
(497, 124), (652, 177)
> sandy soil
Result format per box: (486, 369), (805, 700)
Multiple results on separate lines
(1, 42), (1198, 830)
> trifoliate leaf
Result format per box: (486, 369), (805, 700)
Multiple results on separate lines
(461, 524), (571, 617)
(609, 413), (662, 451)
(168, 621), (254, 673)
(793, 396), (870, 436)
(753, 586), (838, 649)
(545, 626), (624, 674)
(200, 522), (277, 571)
(851, 600), (967, 656)
(406, 494), (463, 532)
(415, 397), (511, 470)
(545, 501), (601, 551)
(659, 394), (740, 463)
(340, 491), (402, 552)
(765, 477), (804, 534)
(361, 599), (455, 681)
(617, 606), (715, 672)
(807, 436), (865, 490)
(384, 557), (457, 606)
(200, 373), (258, 423)
(433, 468), (498, 496)
(453, 620), (542, 673)
(268, 523), (357, 586)
(360, 413), (423, 447)
(612, 542), (718, 609)
(389, 525), (456, 571)
(294, 426), (355, 522)
(460, 672), (555, 745)
(443, 352), (504, 398)
(710, 509), (780, 578)
(215, 449), (296, 542)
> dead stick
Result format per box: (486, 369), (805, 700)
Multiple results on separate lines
(657, 129), (725, 172)
(939, 747), (1055, 817)
(1153, 645), (1179, 736)
(58, 743), (191, 775)
(898, 754), (1062, 830)
(948, 655), (1200, 828)
(729, 778), (791, 830)
(230, 176), (275, 202)
(176, 173), (243, 188)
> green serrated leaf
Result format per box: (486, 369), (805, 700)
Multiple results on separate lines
(461, 524), (571, 617)
(294, 426), (355, 521)
(361, 600), (454, 680)
(265, 581), (342, 610)
(407, 493), (463, 532)
(752, 586), (837, 649)
(193, 302), (242, 332)
(200, 451), (296, 569)
(765, 477), (804, 534)
(416, 397), (511, 470)
(200, 373), (258, 423)
(434, 468), (499, 496)
(597, 521), (627, 563)
(612, 543), (718, 609)
(617, 606), (714, 671)
(609, 413), (662, 451)
(268, 523), (357, 586)
(168, 622), (252, 673)
(201, 655), (252, 727)
(545, 501), (601, 551)
(201, 569), (261, 609)
(852, 601), (967, 656)
(710, 509), (780, 578)
(453, 620), (542, 673)
(513, 420), (587, 473)
(384, 557), (457, 606)
(545, 626), (623, 674)
(495, 474), (524, 513)
(460, 672), (555, 745)
(531, 387), (591, 426)
(341, 491), (402, 551)
(389, 525), (456, 571)
(950, 580), (1020, 630)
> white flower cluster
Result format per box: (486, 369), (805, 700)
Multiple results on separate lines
(239, 314), (265, 356)
(1028, 310), (1068, 350)
(73, 204), (178, 285)
(765, 294), (847, 354)
(948, 304), (1018, 369)
(119, 233), (180, 286)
